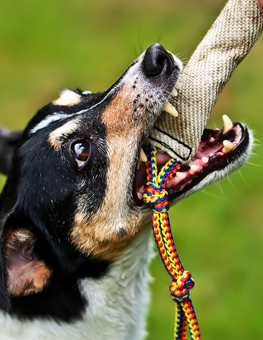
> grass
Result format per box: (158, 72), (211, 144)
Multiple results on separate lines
(0, 0), (263, 339)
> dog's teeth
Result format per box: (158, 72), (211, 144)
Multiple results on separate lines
(223, 114), (233, 134)
(202, 157), (209, 164)
(190, 165), (199, 173)
(222, 140), (234, 153)
(137, 149), (147, 169)
(176, 172), (187, 180)
(139, 149), (147, 163)
(162, 102), (178, 117)
(172, 88), (178, 97)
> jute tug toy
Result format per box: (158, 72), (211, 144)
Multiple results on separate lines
(148, 0), (263, 164)
(143, 145), (200, 340)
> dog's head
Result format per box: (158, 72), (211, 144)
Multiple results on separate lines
(0, 43), (251, 316)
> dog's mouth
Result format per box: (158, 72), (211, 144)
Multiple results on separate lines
(133, 114), (249, 205)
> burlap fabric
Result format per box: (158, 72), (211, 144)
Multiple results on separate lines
(148, 0), (263, 164)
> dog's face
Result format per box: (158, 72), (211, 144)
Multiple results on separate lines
(0, 43), (252, 318)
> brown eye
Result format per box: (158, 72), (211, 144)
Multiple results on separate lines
(72, 141), (90, 167)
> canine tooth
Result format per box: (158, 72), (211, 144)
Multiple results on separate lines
(223, 114), (233, 134)
(162, 102), (178, 117)
(172, 88), (178, 97)
(202, 157), (209, 164)
(139, 149), (147, 163)
(222, 140), (234, 153)
(137, 148), (147, 169)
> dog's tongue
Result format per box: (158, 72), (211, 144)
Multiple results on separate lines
(148, 0), (263, 165)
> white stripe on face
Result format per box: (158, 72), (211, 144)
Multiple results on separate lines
(30, 81), (124, 136)
(30, 113), (75, 135)
(29, 54), (145, 136)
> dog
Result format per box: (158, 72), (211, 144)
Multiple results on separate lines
(0, 43), (252, 339)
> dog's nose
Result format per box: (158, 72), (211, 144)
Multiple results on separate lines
(143, 43), (174, 77)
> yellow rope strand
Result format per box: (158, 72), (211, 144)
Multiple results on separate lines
(143, 145), (201, 340)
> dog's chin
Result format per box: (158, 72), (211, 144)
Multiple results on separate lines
(133, 119), (251, 206)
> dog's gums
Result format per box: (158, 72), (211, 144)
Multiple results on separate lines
(134, 114), (248, 203)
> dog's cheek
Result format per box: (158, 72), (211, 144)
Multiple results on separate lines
(4, 229), (52, 297)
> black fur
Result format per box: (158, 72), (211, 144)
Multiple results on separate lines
(0, 89), (119, 319)
(10, 258), (109, 321)
(0, 43), (181, 323)
(0, 128), (22, 176)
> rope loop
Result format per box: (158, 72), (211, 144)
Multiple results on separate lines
(170, 271), (195, 303)
(143, 183), (169, 213)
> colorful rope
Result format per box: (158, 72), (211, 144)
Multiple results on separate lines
(142, 145), (201, 340)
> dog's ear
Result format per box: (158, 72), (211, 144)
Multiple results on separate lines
(0, 128), (22, 175)
(4, 228), (52, 297)
(0, 227), (52, 311)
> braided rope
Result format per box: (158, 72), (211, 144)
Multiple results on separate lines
(143, 145), (200, 340)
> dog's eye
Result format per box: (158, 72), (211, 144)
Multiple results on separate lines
(72, 141), (90, 168)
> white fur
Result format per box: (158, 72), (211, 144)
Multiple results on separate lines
(53, 90), (81, 106)
(0, 228), (153, 340)
(30, 113), (73, 135)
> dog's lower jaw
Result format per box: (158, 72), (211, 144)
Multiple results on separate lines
(0, 228), (153, 340)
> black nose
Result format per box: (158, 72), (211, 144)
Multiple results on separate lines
(143, 43), (174, 77)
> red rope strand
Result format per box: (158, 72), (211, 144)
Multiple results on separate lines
(142, 145), (201, 340)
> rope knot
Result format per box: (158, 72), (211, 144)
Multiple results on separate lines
(169, 271), (195, 303)
(142, 183), (169, 213)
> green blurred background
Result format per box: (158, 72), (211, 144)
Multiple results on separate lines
(0, 0), (262, 338)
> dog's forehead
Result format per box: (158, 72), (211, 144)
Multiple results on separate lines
(27, 90), (110, 137)
(26, 51), (163, 139)
(27, 59), (141, 137)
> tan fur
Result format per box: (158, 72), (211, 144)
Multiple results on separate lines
(71, 211), (150, 261)
(5, 228), (33, 248)
(7, 262), (51, 297)
(4, 228), (52, 296)
(70, 87), (148, 260)
(53, 89), (81, 106)
(48, 118), (79, 151)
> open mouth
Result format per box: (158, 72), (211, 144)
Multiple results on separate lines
(134, 114), (249, 205)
